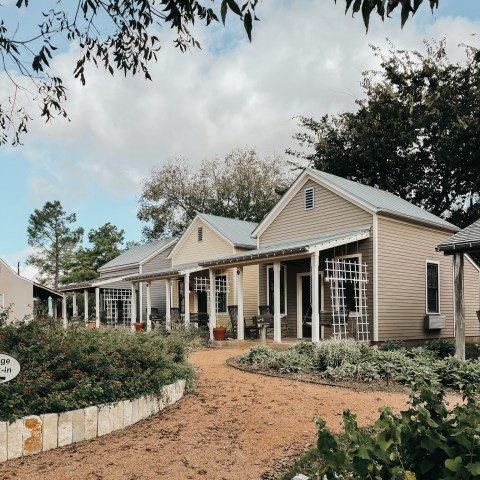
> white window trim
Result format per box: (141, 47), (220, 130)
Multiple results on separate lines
(425, 260), (441, 314)
(304, 187), (315, 211)
(266, 265), (287, 315)
(334, 253), (363, 317)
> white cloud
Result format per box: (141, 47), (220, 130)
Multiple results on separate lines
(4, 1), (480, 223)
(1, 246), (40, 281)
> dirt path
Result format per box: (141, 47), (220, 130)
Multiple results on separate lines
(1, 347), (410, 480)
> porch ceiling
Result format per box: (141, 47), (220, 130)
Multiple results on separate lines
(200, 226), (371, 268)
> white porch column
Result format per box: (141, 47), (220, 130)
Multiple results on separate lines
(273, 261), (281, 343)
(146, 282), (152, 331)
(209, 269), (217, 340)
(311, 252), (320, 343)
(84, 289), (89, 326)
(95, 287), (100, 328)
(184, 273), (190, 325)
(165, 279), (172, 331)
(454, 253), (465, 361)
(131, 283), (137, 330)
(237, 267), (245, 340)
(73, 293), (78, 317)
(62, 294), (67, 329)
(139, 282), (143, 323)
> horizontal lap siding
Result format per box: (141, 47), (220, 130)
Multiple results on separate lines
(377, 216), (454, 341)
(259, 179), (372, 247)
(172, 219), (233, 265)
(140, 244), (175, 317)
(464, 257), (480, 338)
(243, 264), (259, 320)
(99, 266), (138, 280)
(0, 263), (32, 322)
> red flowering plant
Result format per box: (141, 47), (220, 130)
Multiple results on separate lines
(0, 318), (196, 422)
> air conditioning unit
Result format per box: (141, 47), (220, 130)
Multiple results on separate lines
(424, 314), (446, 330)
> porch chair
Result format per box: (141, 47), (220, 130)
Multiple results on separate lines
(228, 305), (259, 339)
(258, 305), (289, 337)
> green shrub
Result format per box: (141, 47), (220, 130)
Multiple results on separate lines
(315, 385), (480, 479)
(239, 345), (277, 366)
(0, 320), (195, 422)
(466, 343), (480, 360)
(273, 348), (314, 374)
(424, 338), (455, 359)
(378, 339), (404, 351)
(314, 339), (371, 371)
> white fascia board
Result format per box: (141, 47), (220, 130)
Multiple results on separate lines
(139, 237), (178, 266)
(465, 253), (480, 273)
(89, 276), (129, 287)
(306, 230), (370, 254)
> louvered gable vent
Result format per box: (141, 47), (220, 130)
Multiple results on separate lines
(304, 187), (314, 211)
(197, 227), (203, 241)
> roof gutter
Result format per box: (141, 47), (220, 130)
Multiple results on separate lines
(436, 241), (480, 254)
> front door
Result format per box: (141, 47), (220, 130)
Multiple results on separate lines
(297, 273), (323, 338)
(197, 291), (208, 313)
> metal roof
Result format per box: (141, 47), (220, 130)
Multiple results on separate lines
(197, 213), (257, 248)
(307, 168), (458, 231)
(98, 237), (177, 271)
(437, 218), (480, 253)
(200, 226), (371, 267)
(126, 262), (202, 282)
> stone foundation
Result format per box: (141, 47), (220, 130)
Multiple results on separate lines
(0, 379), (186, 462)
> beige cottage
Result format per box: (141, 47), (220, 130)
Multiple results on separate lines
(198, 168), (480, 343)
(129, 213), (259, 337)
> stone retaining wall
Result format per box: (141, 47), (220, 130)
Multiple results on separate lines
(0, 379), (186, 462)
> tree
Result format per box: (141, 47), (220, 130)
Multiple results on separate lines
(289, 39), (480, 229)
(26, 200), (84, 289)
(63, 222), (125, 284)
(1, 0), (440, 146)
(138, 148), (294, 240)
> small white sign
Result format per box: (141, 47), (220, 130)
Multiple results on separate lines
(0, 354), (21, 383)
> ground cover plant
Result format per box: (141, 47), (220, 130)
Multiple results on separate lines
(0, 317), (198, 422)
(238, 339), (480, 393)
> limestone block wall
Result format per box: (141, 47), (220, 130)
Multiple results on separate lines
(0, 379), (186, 462)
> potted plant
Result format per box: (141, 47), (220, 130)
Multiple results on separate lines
(213, 325), (226, 341)
(133, 322), (145, 331)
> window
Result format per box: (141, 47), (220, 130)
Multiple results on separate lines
(197, 227), (203, 242)
(215, 275), (227, 313)
(178, 279), (185, 314)
(426, 262), (440, 313)
(0, 293), (4, 310)
(304, 187), (314, 211)
(336, 254), (361, 315)
(267, 265), (287, 315)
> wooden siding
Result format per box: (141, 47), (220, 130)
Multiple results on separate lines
(377, 216), (456, 341)
(99, 266), (138, 280)
(139, 243), (175, 320)
(259, 178), (372, 247)
(464, 257), (480, 338)
(172, 219), (233, 265)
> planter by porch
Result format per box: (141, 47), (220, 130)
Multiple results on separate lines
(213, 327), (226, 341)
(88, 320), (97, 329)
(133, 322), (145, 332)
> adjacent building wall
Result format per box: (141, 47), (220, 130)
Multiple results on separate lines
(464, 255), (480, 338)
(0, 260), (33, 322)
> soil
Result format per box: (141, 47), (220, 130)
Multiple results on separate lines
(1, 346), (411, 480)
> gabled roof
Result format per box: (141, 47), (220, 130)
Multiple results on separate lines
(437, 218), (480, 254)
(98, 237), (177, 271)
(169, 213), (257, 260)
(253, 168), (458, 237)
(197, 213), (257, 248)
(126, 261), (203, 282)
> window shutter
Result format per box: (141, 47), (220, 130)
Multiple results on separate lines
(304, 187), (314, 210)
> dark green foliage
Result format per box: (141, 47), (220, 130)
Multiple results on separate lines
(424, 338), (455, 359)
(315, 386), (480, 479)
(290, 40), (480, 229)
(379, 339), (404, 351)
(0, 320), (195, 422)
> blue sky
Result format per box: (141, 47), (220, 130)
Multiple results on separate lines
(1, 0), (480, 279)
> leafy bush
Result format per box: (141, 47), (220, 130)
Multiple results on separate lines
(273, 348), (315, 374)
(314, 339), (371, 371)
(378, 339), (404, 351)
(424, 339), (455, 359)
(315, 385), (480, 479)
(239, 345), (277, 366)
(0, 320), (196, 422)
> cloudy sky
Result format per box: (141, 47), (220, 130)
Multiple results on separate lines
(1, 0), (480, 279)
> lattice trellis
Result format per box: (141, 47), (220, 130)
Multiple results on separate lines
(194, 277), (210, 292)
(325, 259), (369, 341)
(102, 289), (132, 329)
(215, 275), (227, 313)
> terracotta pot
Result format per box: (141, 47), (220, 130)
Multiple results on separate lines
(134, 322), (145, 331)
(213, 327), (226, 341)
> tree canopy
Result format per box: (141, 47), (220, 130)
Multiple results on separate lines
(1, 0), (440, 146)
(137, 148), (294, 240)
(26, 200), (84, 289)
(288, 40), (480, 229)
